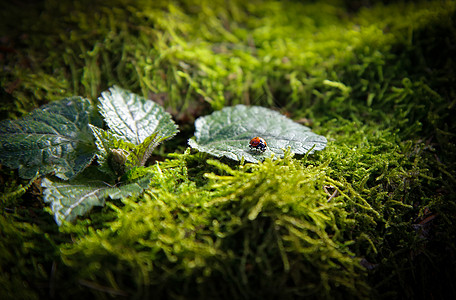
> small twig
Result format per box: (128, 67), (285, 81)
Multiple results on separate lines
(324, 185), (339, 202)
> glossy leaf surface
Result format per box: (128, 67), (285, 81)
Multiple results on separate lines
(0, 97), (97, 179)
(188, 105), (327, 163)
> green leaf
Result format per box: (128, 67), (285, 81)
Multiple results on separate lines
(0, 97), (97, 179)
(98, 86), (178, 145)
(42, 174), (152, 226)
(188, 105), (327, 163)
(90, 125), (175, 178)
(126, 133), (175, 167)
(89, 125), (135, 177)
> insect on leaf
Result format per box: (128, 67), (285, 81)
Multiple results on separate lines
(188, 105), (327, 163)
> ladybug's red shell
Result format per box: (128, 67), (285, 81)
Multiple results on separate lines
(249, 137), (267, 152)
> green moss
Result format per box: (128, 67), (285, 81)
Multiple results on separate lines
(0, 214), (58, 300)
(1, 0), (455, 299)
(54, 152), (368, 298)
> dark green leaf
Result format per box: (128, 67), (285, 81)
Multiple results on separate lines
(188, 105), (327, 163)
(42, 175), (152, 226)
(0, 97), (97, 179)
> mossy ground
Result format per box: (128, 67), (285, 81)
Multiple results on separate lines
(1, 0), (455, 299)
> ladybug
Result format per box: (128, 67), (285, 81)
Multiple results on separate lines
(249, 137), (267, 152)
